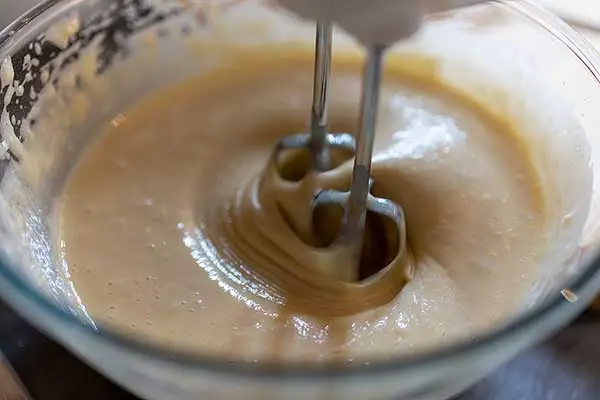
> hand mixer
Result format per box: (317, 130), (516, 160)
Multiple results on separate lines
(271, 0), (487, 282)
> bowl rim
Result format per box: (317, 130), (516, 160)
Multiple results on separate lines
(1, 0), (600, 381)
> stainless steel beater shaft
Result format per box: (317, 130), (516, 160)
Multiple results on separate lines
(310, 22), (333, 172)
(271, 22), (356, 171)
(312, 44), (407, 280)
(342, 45), (386, 246)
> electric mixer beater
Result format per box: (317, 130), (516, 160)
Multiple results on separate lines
(268, 0), (489, 284)
(269, 21), (409, 284)
(307, 34), (410, 283)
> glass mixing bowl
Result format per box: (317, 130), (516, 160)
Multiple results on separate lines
(1, 0), (600, 399)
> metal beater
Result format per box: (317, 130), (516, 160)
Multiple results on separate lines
(271, 23), (408, 282)
(270, 0), (493, 282)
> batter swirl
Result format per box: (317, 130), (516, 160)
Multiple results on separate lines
(59, 50), (546, 362)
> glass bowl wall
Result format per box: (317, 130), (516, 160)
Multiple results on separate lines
(1, 1), (600, 399)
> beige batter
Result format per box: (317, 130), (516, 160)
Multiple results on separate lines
(58, 50), (547, 363)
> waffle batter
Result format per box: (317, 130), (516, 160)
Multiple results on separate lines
(58, 50), (546, 362)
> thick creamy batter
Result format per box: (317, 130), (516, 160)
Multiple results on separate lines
(58, 50), (546, 362)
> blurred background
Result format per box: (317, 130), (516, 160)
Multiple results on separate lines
(1, 0), (599, 28)
(0, 0), (39, 28)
